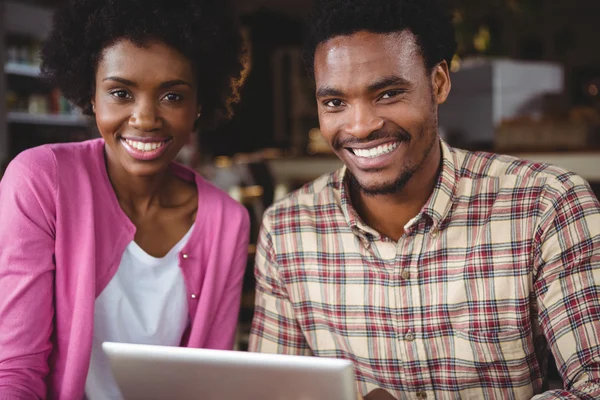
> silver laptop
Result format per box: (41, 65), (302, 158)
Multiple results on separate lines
(102, 342), (357, 400)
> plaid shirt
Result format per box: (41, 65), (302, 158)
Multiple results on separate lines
(249, 140), (600, 400)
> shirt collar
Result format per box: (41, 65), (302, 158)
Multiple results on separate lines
(420, 139), (458, 231)
(335, 138), (459, 237)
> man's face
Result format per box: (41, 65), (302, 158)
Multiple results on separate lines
(314, 30), (450, 196)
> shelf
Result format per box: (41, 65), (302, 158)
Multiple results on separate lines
(4, 62), (41, 78)
(7, 111), (90, 127)
(510, 152), (600, 182)
(268, 151), (600, 191)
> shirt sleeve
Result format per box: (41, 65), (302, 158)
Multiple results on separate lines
(248, 211), (312, 356)
(532, 176), (600, 400)
(0, 148), (57, 400)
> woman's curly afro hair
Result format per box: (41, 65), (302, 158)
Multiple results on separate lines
(41, 0), (245, 129)
(304, 0), (457, 79)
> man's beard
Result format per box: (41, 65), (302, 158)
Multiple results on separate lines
(345, 126), (437, 197)
(347, 164), (418, 196)
(339, 95), (439, 197)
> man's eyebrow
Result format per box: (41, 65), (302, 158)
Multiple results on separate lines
(367, 75), (411, 92)
(316, 75), (411, 98)
(316, 86), (345, 98)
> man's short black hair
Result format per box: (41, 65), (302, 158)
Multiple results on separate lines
(41, 0), (245, 129)
(303, 0), (457, 78)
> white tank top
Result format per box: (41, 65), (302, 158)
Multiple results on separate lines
(84, 225), (194, 400)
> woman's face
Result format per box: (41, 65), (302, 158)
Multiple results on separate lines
(92, 39), (200, 178)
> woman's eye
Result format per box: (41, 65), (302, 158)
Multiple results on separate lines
(163, 93), (182, 102)
(325, 99), (344, 108)
(110, 90), (130, 99)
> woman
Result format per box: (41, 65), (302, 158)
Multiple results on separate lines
(0, 0), (250, 399)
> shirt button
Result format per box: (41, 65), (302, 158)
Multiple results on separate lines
(405, 331), (415, 341)
(416, 390), (427, 399)
(190, 294), (197, 299)
(430, 229), (439, 239)
(182, 253), (189, 259)
(401, 269), (410, 280)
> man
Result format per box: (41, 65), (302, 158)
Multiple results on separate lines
(249, 0), (600, 398)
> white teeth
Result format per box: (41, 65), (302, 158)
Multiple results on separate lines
(352, 142), (400, 158)
(124, 139), (166, 152)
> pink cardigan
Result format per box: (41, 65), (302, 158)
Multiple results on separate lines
(0, 139), (250, 400)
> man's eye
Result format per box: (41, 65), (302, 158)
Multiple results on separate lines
(325, 99), (344, 107)
(381, 90), (401, 99)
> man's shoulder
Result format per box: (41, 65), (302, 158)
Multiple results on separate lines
(263, 168), (343, 225)
(452, 146), (586, 192)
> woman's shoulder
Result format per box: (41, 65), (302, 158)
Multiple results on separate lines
(3, 139), (105, 202)
(11, 139), (103, 173)
(194, 173), (250, 239)
(199, 176), (249, 222)
(172, 162), (249, 224)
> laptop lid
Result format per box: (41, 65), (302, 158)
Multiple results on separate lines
(102, 341), (357, 400)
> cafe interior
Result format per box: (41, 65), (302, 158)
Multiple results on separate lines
(2, 0), (600, 392)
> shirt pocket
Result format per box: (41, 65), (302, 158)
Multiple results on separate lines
(452, 328), (537, 392)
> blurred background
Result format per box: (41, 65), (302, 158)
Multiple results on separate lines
(1, 0), (599, 382)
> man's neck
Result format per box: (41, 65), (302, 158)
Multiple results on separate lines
(351, 140), (442, 242)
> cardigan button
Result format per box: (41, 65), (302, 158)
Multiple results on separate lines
(182, 253), (189, 259)
(191, 294), (197, 299)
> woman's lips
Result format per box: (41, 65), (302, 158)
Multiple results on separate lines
(120, 137), (172, 161)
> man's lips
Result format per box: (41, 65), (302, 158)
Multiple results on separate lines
(346, 141), (400, 159)
(344, 139), (401, 151)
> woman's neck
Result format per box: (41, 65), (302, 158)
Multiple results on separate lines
(104, 151), (176, 216)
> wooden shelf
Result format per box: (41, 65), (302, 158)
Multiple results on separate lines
(511, 152), (600, 182)
(7, 111), (90, 127)
(268, 151), (600, 191)
(4, 62), (41, 78)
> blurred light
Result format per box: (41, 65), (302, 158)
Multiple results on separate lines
(473, 26), (491, 53)
(451, 55), (462, 73)
(588, 84), (599, 97)
(214, 156), (232, 168)
(242, 185), (264, 200)
(507, 0), (522, 13)
(453, 9), (464, 24)
(309, 128), (321, 140)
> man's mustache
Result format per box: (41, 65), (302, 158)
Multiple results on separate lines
(332, 127), (411, 150)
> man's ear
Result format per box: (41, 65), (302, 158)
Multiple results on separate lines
(431, 60), (451, 105)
